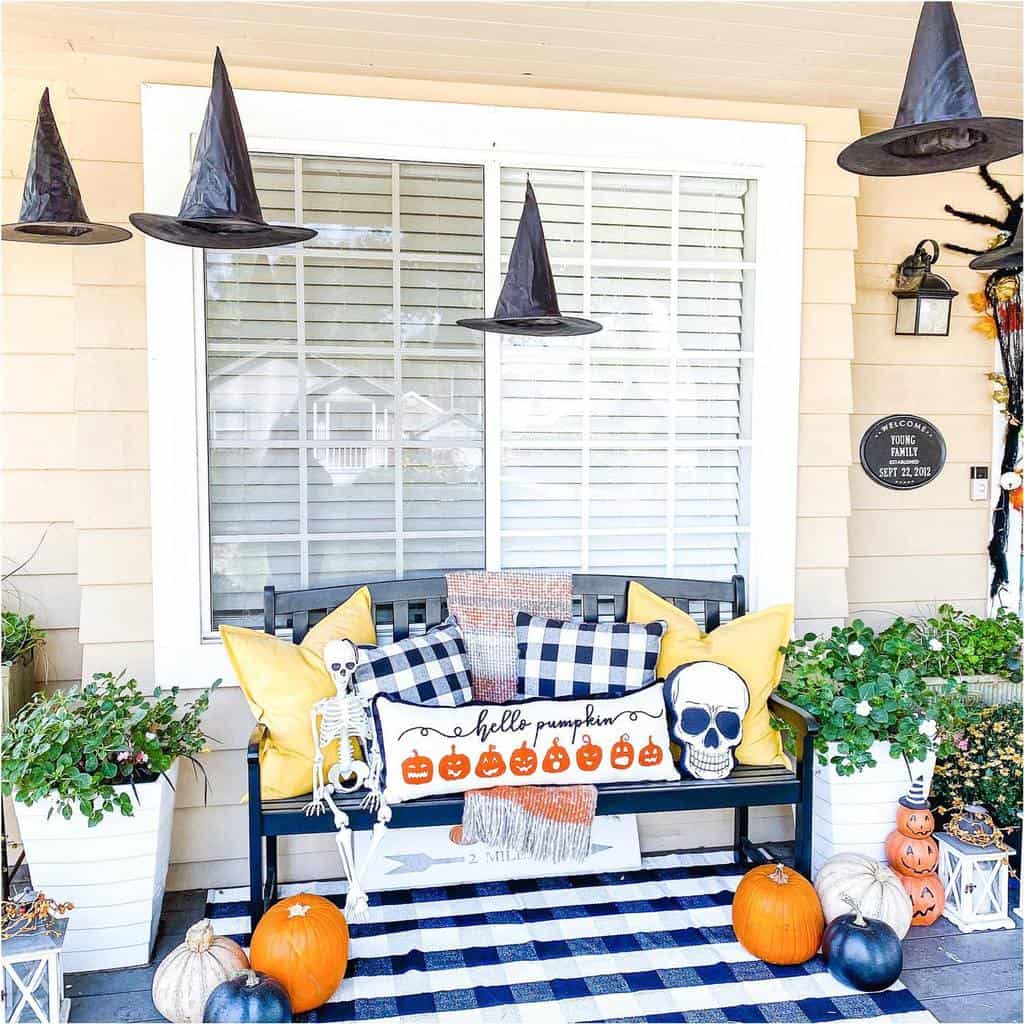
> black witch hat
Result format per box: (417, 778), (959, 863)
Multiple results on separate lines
(838, 2), (1022, 176)
(971, 220), (1023, 271)
(130, 50), (316, 249)
(457, 181), (601, 336)
(2, 89), (131, 244)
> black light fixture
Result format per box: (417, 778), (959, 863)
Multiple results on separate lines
(893, 240), (958, 336)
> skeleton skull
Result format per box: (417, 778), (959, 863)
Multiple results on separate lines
(665, 662), (749, 780)
(323, 637), (360, 696)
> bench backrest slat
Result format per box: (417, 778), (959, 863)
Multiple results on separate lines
(263, 572), (745, 643)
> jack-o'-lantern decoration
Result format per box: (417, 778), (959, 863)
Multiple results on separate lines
(439, 745), (470, 781)
(402, 750), (433, 785)
(610, 734), (635, 770)
(542, 738), (570, 773)
(638, 736), (663, 767)
(901, 873), (945, 926)
(575, 735), (602, 772)
(475, 744), (506, 780)
(885, 832), (939, 877)
(895, 803), (934, 839)
(509, 742), (538, 777)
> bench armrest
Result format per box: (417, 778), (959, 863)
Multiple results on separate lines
(247, 723), (268, 766)
(768, 693), (819, 742)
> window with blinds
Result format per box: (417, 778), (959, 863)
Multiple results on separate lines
(204, 155), (753, 629)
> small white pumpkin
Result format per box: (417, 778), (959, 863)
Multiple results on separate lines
(814, 852), (914, 939)
(152, 918), (249, 1023)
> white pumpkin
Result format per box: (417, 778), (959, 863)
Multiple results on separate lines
(152, 918), (249, 1023)
(814, 852), (914, 939)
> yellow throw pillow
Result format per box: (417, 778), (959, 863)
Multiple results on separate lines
(626, 581), (792, 768)
(220, 587), (376, 799)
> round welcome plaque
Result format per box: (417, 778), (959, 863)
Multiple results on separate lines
(859, 414), (946, 490)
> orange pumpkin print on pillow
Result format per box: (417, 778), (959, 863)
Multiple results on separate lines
(509, 743), (538, 776)
(542, 738), (570, 773)
(402, 750), (433, 785)
(575, 735), (602, 772)
(475, 744), (506, 779)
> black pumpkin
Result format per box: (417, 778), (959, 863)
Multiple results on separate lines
(204, 970), (292, 1022)
(822, 909), (903, 993)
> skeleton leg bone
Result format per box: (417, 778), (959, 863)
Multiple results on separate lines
(321, 787), (369, 920)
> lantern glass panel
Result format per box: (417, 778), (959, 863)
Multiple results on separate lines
(3, 958), (53, 1023)
(895, 296), (920, 335)
(917, 295), (951, 335)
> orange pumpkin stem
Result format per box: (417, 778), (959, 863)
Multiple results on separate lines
(768, 863), (790, 885)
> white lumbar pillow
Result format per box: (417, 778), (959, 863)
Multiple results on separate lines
(371, 680), (680, 804)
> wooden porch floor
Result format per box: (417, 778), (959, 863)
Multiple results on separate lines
(64, 876), (1022, 1023)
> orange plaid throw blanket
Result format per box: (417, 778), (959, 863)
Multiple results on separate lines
(457, 784), (598, 863)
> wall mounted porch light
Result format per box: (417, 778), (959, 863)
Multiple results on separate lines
(893, 240), (958, 336)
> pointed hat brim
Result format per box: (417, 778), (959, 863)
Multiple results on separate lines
(129, 213), (317, 250)
(2, 219), (132, 244)
(838, 116), (1022, 176)
(456, 315), (603, 337)
(970, 224), (1023, 271)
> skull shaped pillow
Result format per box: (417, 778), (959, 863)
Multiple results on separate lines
(664, 662), (750, 780)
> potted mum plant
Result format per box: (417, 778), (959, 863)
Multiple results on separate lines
(777, 619), (976, 875)
(1, 671), (219, 972)
(2, 609), (45, 727)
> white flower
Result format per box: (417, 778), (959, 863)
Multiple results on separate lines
(145, 731), (156, 741)
(918, 720), (937, 738)
(855, 700), (872, 717)
(928, 638), (943, 652)
(848, 641), (865, 657)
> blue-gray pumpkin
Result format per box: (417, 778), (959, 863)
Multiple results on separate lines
(822, 907), (903, 992)
(203, 969), (292, 1023)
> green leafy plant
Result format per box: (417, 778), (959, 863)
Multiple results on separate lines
(777, 619), (978, 776)
(914, 604), (1022, 682)
(1, 672), (220, 826)
(932, 701), (1023, 828)
(2, 611), (46, 665)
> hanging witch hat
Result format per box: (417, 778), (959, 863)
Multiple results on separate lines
(130, 49), (316, 249)
(971, 219), (1023, 271)
(899, 776), (930, 810)
(838, 2), (1022, 176)
(3, 89), (131, 244)
(457, 180), (601, 336)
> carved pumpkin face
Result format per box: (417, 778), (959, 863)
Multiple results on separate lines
(901, 873), (945, 926)
(610, 735), (635, 770)
(475, 744), (506, 779)
(896, 804), (935, 838)
(575, 735), (602, 772)
(638, 736), (663, 767)
(542, 739), (569, 773)
(885, 830), (939, 877)
(509, 743), (538, 777)
(402, 750), (433, 785)
(439, 745), (470, 781)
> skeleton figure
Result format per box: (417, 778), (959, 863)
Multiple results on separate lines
(665, 662), (749, 780)
(305, 638), (376, 918)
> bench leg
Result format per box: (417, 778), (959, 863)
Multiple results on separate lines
(264, 835), (279, 908)
(249, 833), (264, 932)
(733, 806), (749, 866)
(794, 738), (815, 879)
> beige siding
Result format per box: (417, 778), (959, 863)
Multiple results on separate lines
(1, 33), (996, 890)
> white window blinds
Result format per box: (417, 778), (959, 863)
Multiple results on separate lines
(204, 156), (753, 629)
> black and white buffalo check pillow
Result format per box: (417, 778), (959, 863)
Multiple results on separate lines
(354, 617), (473, 706)
(516, 613), (666, 698)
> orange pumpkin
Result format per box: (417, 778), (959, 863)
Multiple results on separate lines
(610, 734), (634, 770)
(575, 735), (602, 772)
(250, 893), (348, 1013)
(901, 873), (945, 926)
(885, 831), (939, 877)
(1011, 486), (1023, 512)
(542, 739), (569, 773)
(438, 746), (470, 781)
(732, 863), (824, 965)
(475, 744), (506, 779)
(638, 736), (663, 767)
(402, 750), (433, 785)
(509, 742), (538, 777)
(896, 804), (935, 839)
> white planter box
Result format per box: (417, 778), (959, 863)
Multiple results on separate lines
(925, 674), (1021, 707)
(15, 762), (178, 973)
(812, 739), (934, 877)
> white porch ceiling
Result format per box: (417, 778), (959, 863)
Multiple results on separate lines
(4, 1), (1022, 120)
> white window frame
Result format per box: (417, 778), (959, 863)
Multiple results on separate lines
(142, 85), (805, 687)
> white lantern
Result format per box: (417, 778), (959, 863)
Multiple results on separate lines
(1, 915), (69, 1023)
(936, 832), (1015, 933)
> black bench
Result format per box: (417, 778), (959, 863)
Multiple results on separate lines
(247, 574), (817, 927)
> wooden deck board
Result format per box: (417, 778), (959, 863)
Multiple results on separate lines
(64, 866), (1023, 1023)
